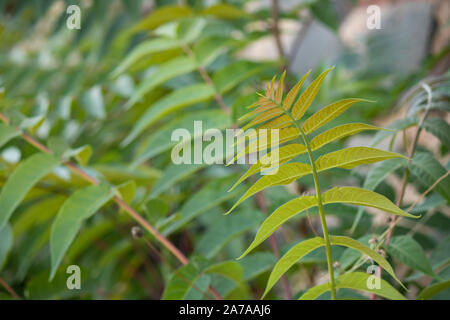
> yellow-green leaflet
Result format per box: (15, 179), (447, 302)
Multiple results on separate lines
(298, 272), (407, 300)
(230, 127), (300, 164)
(283, 70), (311, 110)
(226, 163), (312, 214)
(302, 98), (371, 134)
(330, 236), (404, 287)
(228, 143), (307, 191)
(263, 237), (325, 297)
(316, 147), (407, 171)
(50, 184), (113, 280)
(310, 123), (384, 151)
(291, 67), (334, 120)
(322, 187), (419, 218)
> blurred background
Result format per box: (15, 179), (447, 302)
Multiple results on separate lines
(0, 0), (449, 300)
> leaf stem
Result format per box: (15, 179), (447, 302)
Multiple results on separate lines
(299, 127), (337, 300)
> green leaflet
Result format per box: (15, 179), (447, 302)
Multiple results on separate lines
(225, 162), (312, 214)
(409, 152), (450, 202)
(322, 187), (419, 219)
(387, 235), (434, 276)
(417, 280), (450, 300)
(50, 184), (112, 280)
(310, 123), (384, 151)
(229, 143), (307, 191)
(298, 272), (406, 300)
(291, 67), (333, 120)
(122, 83), (215, 146)
(238, 196), (318, 258)
(302, 98), (370, 134)
(263, 237), (325, 297)
(0, 153), (60, 230)
(315, 147), (406, 171)
(162, 264), (211, 300)
(0, 123), (20, 148)
(111, 38), (180, 78)
(330, 236), (402, 287)
(126, 56), (198, 109)
(422, 118), (450, 149)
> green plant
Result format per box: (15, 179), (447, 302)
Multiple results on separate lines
(227, 69), (420, 300)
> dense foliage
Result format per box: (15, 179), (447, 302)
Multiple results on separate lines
(0, 0), (449, 300)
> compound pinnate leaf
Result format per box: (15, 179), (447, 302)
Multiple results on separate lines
(417, 280), (450, 300)
(112, 38), (180, 78)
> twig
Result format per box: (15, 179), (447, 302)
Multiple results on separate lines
(0, 277), (20, 299)
(270, 0), (285, 63)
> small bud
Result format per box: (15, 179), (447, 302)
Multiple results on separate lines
(369, 237), (379, 245)
(377, 249), (386, 258)
(131, 226), (144, 238)
(333, 262), (340, 269)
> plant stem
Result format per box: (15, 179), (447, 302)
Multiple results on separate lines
(270, 98), (337, 299)
(0, 277), (20, 299)
(299, 128), (337, 300)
